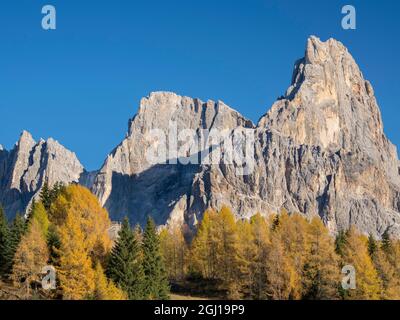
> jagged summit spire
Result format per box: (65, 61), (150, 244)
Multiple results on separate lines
(17, 130), (35, 147)
(258, 35), (391, 160)
(0, 131), (85, 218)
(305, 36), (349, 65)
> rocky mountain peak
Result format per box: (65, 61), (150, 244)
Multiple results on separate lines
(0, 131), (85, 218)
(2, 36), (400, 238)
(259, 36), (395, 169)
(91, 91), (254, 224)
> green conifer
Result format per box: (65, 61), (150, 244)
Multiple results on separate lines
(368, 233), (378, 257)
(142, 217), (170, 300)
(107, 217), (144, 300)
(0, 205), (10, 277)
(1, 213), (27, 277)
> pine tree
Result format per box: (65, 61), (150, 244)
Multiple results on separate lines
(40, 180), (66, 211)
(0, 205), (10, 277)
(335, 230), (347, 256)
(1, 214), (27, 277)
(11, 219), (49, 296)
(40, 180), (52, 211)
(93, 263), (127, 300)
(107, 217), (144, 300)
(47, 224), (61, 267)
(381, 230), (392, 254)
(142, 217), (169, 300)
(368, 234), (378, 257)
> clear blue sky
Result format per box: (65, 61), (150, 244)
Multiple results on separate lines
(1, 0), (399, 170)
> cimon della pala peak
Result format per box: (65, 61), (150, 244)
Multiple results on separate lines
(1, 36), (400, 238)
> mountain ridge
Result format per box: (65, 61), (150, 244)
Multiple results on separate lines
(1, 35), (400, 238)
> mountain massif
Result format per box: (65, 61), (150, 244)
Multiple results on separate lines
(1, 36), (400, 237)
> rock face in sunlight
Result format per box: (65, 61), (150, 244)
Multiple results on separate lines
(0, 131), (84, 218)
(2, 36), (400, 238)
(90, 91), (255, 226)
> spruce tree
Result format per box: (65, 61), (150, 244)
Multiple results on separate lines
(40, 180), (66, 211)
(335, 230), (347, 256)
(0, 205), (10, 277)
(142, 217), (169, 300)
(47, 224), (62, 267)
(2, 214), (27, 277)
(368, 233), (378, 257)
(382, 230), (392, 253)
(107, 217), (144, 300)
(40, 180), (52, 211)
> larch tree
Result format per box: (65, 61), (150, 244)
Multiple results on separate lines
(93, 262), (127, 300)
(50, 185), (112, 265)
(236, 218), (256, 299)
(302, 218), (340, 300)
(215, 206), (242, 299)
(160, 225), (187, 282)
(57, 212), (95, 300)
(276, 212), (310, 299)
(247, 213), (271, 299)
(11, 219), (49, 296)
(237, 213), (270, 300)
(338, 227), (381, 300)
(264, 232), (296, 300)
(28, 201), (50, 237)
(190, 209), (218, 279)
(371, 245), (400, 300)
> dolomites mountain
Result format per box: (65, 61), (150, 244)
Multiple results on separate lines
(90, 92), (255, 225)
(1, 36), (400, 237)
(0, 131), (84, 218)
(188, 37), (400, 237)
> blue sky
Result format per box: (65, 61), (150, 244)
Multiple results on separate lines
(0, 0), (399, 170)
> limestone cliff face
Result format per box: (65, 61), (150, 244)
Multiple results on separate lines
(0, 131), (84, 218)
(91, 91), (254, 226)
(2, 36), (400, 238)
(90, 36), (400, 237)
(188, 36), (400, 237)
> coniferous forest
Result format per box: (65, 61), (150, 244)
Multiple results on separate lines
(1, 183), (400, 300)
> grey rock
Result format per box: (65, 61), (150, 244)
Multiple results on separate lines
(91, 36), (400, 238)
(90, 91), (254, 226)
(2, 36), (400, 238)
(0, 131), (84, 219)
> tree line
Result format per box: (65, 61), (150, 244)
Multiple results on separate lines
(0, 183), (169, 300)
(160, 207), (400, 300)
(1, 184), (400, 300)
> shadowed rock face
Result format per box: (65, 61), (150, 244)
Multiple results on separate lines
(90, 92), (255, 227)
(2, 36), (400, 237)
(0, 131), (84, 219)
(90, 36), (400, 237)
